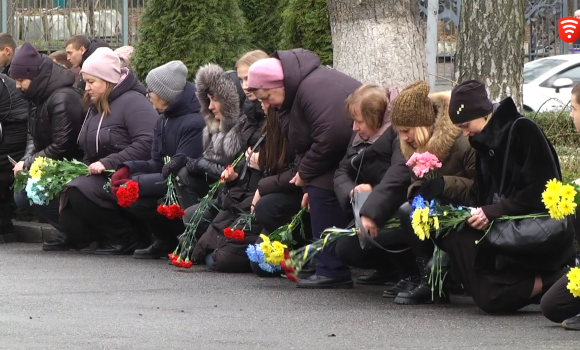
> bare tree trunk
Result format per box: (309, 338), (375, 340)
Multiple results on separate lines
(454, 0), (525, 108)
(327, 0), (427, 88)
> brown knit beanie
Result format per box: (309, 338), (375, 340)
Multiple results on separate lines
(390, 81), (436, 127)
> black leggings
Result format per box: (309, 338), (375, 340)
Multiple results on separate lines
(541, 271), (580, 323)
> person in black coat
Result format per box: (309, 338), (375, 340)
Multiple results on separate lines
(9, 42), (84, 248)
(333, 84), (414, 286)
(0, 73), (28, 242)
(167, 64), (263, 271)
(441, 80), (574, 314)
(118, 61), (205, 259)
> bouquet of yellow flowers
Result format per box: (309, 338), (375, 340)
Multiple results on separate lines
(11, 157), (112, 206)
(246, 207), (308, 276)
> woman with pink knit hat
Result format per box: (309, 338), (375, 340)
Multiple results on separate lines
(247, 49), (361, 289)
(60, 47), (158, 255)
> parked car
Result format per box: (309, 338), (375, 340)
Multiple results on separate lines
(523, 54), (580, 112)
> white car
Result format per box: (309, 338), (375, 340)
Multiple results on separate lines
(523, 54), (580, 112)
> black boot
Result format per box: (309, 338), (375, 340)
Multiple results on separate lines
(395, 257), (449, 305)
(382, 276), (420, 298)
(133, 240), (175, 259)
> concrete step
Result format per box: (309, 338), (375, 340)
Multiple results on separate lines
(12, 221), (58, 243)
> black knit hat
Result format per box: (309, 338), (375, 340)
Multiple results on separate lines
(9, 42), (42, 80)
(449, 80), (493, 124)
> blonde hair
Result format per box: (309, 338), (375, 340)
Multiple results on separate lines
(395, 125), (432, 149)
(345, 84), (388, 132)
(235, 50), (269, 70)
(83, 81), (114, 115)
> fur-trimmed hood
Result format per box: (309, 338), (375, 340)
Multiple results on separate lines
(195, 63), (244, 165)
(400, 91), (461, 162)
(195, 63), (241, 135)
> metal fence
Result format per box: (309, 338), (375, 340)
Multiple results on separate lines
(421, 0), (578, 90)
(0, 0), (577, 69)
(0, 0), (145, 51)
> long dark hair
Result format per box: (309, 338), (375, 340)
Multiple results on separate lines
(259, 107), (287, 174)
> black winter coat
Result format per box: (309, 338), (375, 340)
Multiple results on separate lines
(273, 49), (362, 190)
(76, 39), (110, 91)
(20, 56), (84, 169)
(66, 68), (158, 209)
(123, 82), (205, 197)
(0, 75), (28, 172)
(334, 127), (410, 227)
(467, 97), (574, 272)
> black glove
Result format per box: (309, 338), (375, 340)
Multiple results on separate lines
(185, 157), (198, 174)
(162, 154), (188, 178)
(416, 177), (445, 201)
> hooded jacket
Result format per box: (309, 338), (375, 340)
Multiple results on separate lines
(402, 91), (476, 204)
(0, 74), (28, 171)
(272, 49), (362, 190)
(77, 39), (110, 90)
(20, 56), (84, 169)
(66, 68), (158, 209)
(123, 82), (205, 197)
(187, 64), (246, 182)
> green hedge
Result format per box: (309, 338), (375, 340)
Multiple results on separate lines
(240, 0), (285, 54)
(526, 112), (580, 182)
(131, 0), (251, 82)
(278, 0), (333, 65)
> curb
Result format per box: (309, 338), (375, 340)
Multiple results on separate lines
(13, 221), (58, 243)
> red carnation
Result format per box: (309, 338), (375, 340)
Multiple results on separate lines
(284, 250), (290, 260)
(168, 253), (176, 260)
(182, 260), (193, 268)
(157, 204), (168, 216)
(157, 204), (185, 220)
(172, 259), (183, 268)
(224, 227), (233, 238)
(116, 180), (139, 208)
(280, 261), (298, 282)
(232, 229), (245, 242)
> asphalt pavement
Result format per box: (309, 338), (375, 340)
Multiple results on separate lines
(0, 243), (577, 350)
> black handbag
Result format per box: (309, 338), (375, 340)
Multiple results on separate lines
(485, 117), (568, 255)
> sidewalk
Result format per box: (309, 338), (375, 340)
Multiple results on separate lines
(12, 221), (58, 243)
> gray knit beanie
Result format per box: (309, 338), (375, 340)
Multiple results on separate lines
(146, 60), (188, 103)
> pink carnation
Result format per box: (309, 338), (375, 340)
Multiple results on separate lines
(406, 152), (442, 178)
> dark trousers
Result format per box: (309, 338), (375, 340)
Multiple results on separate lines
(14, 190), (62, 232)
(251, 192), (312, 277)
(399, 202), (434, 258)
(541, 271), (580, 323)
(0, 172), (14, 234)
(335, 228), (417, 276)
(441, 226), (538, 314)
(60, 187), (138, 245)
(126, 196), (184, 245)
(175, 167), (209, 210)
(254, 192), (311, 244)
(307, 185), (350, 278)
